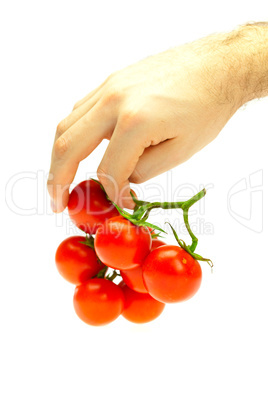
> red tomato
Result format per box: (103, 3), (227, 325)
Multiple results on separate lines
(151, 238), (166, 250)
(94, 216), (152, 270)
(68, 179), (119, 234)
(55, 236), (103, 285)
(73, 278), (125, 326)
(120, 239), (166, 293)
(142, 245), (202, 303)
(120, 266), (148, 293)
(119, 281), (165, 324)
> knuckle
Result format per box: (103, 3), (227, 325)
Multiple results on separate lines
(73, 102), (80, 110)
(97, 166), (109, 183)
(96, 166), (106, 177)
(119, 108), (144, 132)
(106, 72), (116, 83)
(97, 167), (115, 189)
(101, 88), (122, 107)
(56, 120), (67, 136)
(54, 136), (69, 159)
(130, 168), (145, 184)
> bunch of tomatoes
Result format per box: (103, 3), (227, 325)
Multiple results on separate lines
(55, 179), (210, 326)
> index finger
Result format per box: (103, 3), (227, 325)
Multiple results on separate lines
(47, 104), (115, 212)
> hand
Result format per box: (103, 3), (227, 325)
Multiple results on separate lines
(48, 24), (267, 211)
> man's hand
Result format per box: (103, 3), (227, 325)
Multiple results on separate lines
(47, 23), (268, 211)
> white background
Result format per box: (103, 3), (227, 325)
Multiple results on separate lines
(1, 1), (267, 401)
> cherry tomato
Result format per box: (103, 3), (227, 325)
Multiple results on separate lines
(120, 266), (148, 293)
(151, 238), (166, 250)
(94, 216), (152, 270)
(142, 245), (202, 303)
(68, 179), (119, 234)
(55, 236), (103, 285)
(73, 278), (125, 326)
(120, 238), (166, 293)
(119, 281), (165, 324)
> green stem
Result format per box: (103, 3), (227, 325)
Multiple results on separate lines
(106, 270), (121, 282)
(183, 209), (198, 253)
(166, 222), (213, 268)
(95, 266), (108, 279)
(181, 188), (206, 209)
(132, 188), (206, 219)
(90, 177), (212, 267)
(131, 189), (206, 251)
(112, 185), (210, 264)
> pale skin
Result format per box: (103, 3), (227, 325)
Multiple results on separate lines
(48, 22), (268, 211)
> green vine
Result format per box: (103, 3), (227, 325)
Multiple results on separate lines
(89, 179), (213, 268)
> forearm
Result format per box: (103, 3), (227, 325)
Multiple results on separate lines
(170, 22), (268, 112)
(227, 22), (268, 105)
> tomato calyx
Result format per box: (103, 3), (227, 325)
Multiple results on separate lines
(111, 199), (166, 234)
(79, 234), (95, 249)
(166, 222), (213, 269)
(89, 178), (165, 233)
(151, 231), (163, 239)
